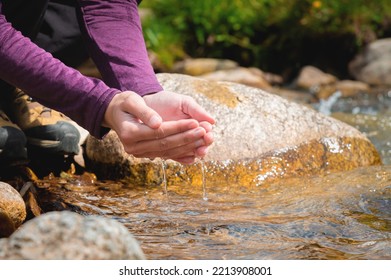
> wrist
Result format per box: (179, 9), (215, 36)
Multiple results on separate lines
(138, 84), (164, 97)
(102, 91), (130, 128)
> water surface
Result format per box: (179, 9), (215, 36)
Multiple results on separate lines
(37, 89), (391, 260)
(38, 164), (390, 260)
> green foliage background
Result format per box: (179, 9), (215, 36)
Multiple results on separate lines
(140, 0), (391, 79)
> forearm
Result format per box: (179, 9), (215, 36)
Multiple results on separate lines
(77, 0), (163, 95)
(0, 12), (119, 138)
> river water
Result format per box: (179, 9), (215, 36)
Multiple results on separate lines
(37, 90), (391, 260)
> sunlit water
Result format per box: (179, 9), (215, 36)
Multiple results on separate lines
(38, 167), (391, 259)
(315, 88), (391, 164)
(37, 89), (391, 260)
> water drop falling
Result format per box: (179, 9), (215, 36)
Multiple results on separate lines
(199, 158), (208, 201)
(160, 158), (168, 197)
(160, 158), (171, 213)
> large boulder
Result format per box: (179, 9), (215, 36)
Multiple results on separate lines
(0, 211), (145, 260)
(0, 182), (26, 237)
(85, 74), (380, 187)
(349, 38), (391, 86)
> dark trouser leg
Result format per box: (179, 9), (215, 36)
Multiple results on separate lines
(0, 0), (49, 96)
(1, 0), (80, 159)
(35, 0), (88, 68)
(2, 0), (49, 40)
(1, 0), (87, 94)
(3, 0), (87, 67)
(0, 1), (47, 163)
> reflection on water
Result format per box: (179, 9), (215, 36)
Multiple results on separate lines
(315, 89), (391, 165)
(38, 165), (391, 260)
(313, 89), (391, 116)
(36, 89), (391, 260)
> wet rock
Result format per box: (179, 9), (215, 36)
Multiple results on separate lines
(0, 210), (15, 238)
(331, 112), (391, 165)
(0, 211), (145, 260)
(349, 38), (391, 86)
(85, 73), (380, 187)
(296, 65), (338, 89)
(0, 182), (26, 237)
(172, 58), (238, 76)
(199, 67), (272, 89)
(316, 80), (371, 100)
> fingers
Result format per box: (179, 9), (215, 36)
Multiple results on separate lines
(123, 119), (199, 143)
(183, 96), (216, 125)
(203, 131), (214, 148)
(199, 121), (213, 133)
(110, 91), (215, 163)
(104, 91), (163, 130)
(193, 132), (213, 157)
(128, 122), (214, 160)
(195, 145), (209, 158)
(122, 91), (162, 129)
(132, 130), (213, 164)
(131, 127), (206, 158)
(171, 156), (197, 165)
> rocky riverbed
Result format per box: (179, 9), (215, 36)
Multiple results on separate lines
(1, 38), (391, 260)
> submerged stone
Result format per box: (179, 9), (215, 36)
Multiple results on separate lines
(85, 74), (381, 187)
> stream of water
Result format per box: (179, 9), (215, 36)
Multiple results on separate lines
(37, 89), (391, 260)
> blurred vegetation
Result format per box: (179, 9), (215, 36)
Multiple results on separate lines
(140, 0), (391, 79)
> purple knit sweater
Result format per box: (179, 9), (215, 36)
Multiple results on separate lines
(0, 0), (163, 138)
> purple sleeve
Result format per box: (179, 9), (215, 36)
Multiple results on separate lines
(77, 0), (163, 95)
(0, 8), (120, 138)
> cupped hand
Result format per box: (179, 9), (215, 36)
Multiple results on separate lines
(143, 90), (215, 160)
(103, 91), (208, 164)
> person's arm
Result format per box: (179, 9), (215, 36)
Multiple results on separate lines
(76, 0), (215, 163)
(0, 6), (209, 164)
(76, 0), (163, 95)
(0, 9), (119, 138)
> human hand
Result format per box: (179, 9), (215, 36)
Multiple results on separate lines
(103, 91), (208, 164)
(143, 90), (215, 161)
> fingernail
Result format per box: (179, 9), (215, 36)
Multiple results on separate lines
(205, 132), (214, 142)
(194, 127), (205, 137)
(195, 139), (204, 147)
(200, 121), (212, 132)
(188, 121), (199, 129)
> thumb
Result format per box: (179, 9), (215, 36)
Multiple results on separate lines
(124, 92), (163, 129)
(183, 96), (216, 125)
